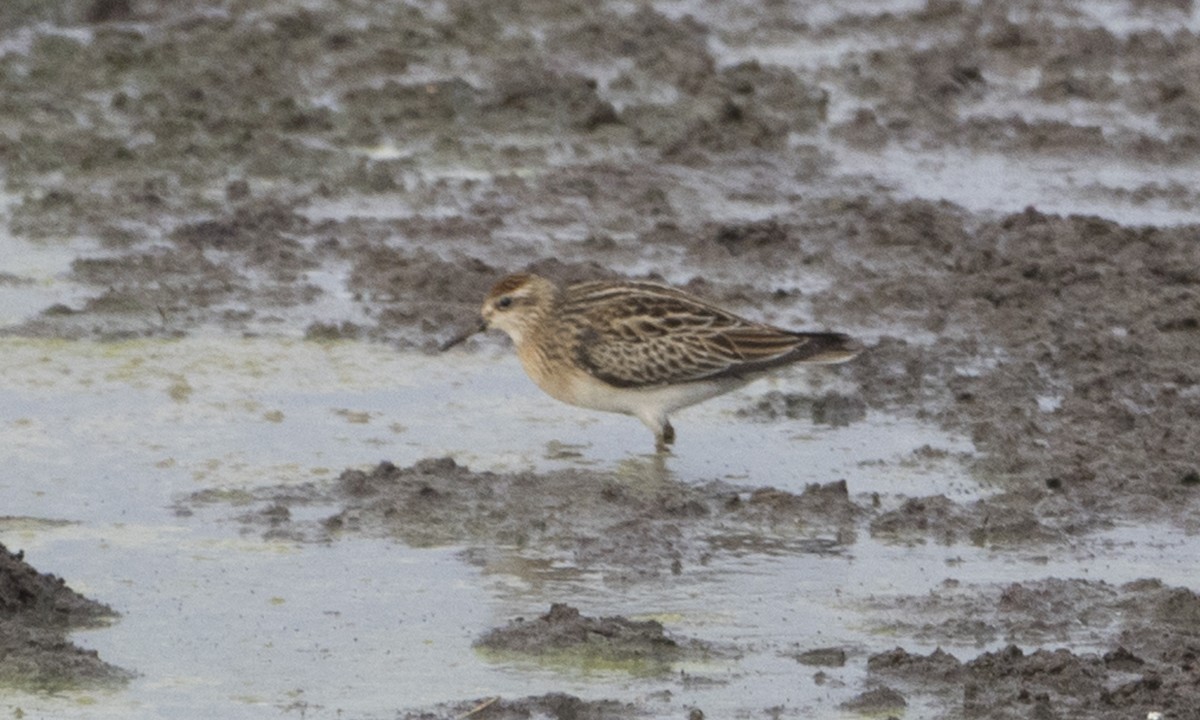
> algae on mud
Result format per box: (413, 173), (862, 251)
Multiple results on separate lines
(0, 542), (130, 691)
(474, 603), (718, 677)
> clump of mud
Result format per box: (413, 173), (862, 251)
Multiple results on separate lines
(839, 685), (907, 713)
(476, 603), (716, 674)
(399, 692), (639, 720)
(0, 542), (131, 689)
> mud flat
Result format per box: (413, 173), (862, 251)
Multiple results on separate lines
(2, 0), (1199, 718)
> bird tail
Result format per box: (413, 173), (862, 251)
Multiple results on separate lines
(791, 332), (863, 364)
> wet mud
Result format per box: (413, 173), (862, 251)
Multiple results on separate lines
(475, 603), (716, 674)
(865, 579), (1200, 718)
(188, 455), (1200, 718)
(0, 542), (130, 689)
(398, 693), (639, 720)
(3, 0), (1200, 717)
(186, 458), (854, 583)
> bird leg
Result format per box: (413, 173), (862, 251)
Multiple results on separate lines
(655, 420), (676, 453)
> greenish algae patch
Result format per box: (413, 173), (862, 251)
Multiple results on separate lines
(474, 645), (681, 679)
(0, 665), (132, 696)
(473, 603), (727, 679)
(0, 517), (77, 534)
(0, 336), (426, 397)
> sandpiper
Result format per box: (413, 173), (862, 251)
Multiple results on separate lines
(441, 273), (861, 451)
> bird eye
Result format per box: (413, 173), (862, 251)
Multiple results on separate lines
(496, 296), (514, 310)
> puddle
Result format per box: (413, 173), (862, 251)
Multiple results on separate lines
(1, 337), (1194, 718)
(0, 232), (97, 327)
(0, 336), (965, 717)
(6, 526), (494, 719)
(1, 336), (974, 508)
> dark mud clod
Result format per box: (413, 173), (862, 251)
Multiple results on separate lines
(473, 603), (717, 672)
(0, 543), (131, 689)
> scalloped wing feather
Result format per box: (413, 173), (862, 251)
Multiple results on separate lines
(564, 282), (813, 388)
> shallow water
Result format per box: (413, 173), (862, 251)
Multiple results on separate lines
(0, 336), (957, 717)
(0, 336), (972, 517)
(2, 337), (1195, 718)
(0, 234), (95, 328)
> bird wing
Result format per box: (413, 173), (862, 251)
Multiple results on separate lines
(564, 282), (812, 388)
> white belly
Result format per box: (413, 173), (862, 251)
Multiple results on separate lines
(515, 347), (750, 434)
(564, 372), (749, 417)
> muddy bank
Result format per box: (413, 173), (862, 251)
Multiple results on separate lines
(0, 541), (130, 689)
(862, 577), (1200, 719)
(831, 204), (1200, 524)
(183, 458), (857, 583)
